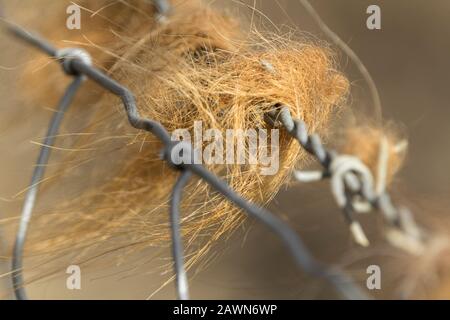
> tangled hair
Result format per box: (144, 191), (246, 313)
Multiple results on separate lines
(3, 0), (448, 298)
(15, 0), (351, 259)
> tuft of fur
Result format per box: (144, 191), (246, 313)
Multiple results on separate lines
(340, 126), (406, 186)
(15, 0), (350, 270)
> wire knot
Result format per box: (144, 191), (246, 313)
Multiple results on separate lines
(329, 155), (376, 209)
(56, 48), (92, 76)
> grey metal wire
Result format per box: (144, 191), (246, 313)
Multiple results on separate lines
(170, 170), (192, 300)
(0, 21), (370, 300)
(267, 106), (427, 247)
(152, 0), (171, 17)
(12, 76), (85, 300)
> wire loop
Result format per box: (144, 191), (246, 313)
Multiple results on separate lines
(56, 48), (92, 76)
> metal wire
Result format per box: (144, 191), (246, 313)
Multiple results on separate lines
(1, 19), (369, 299)
(170, 170), (192, 300)
(12, 76), (85, 300)
(152, 0), (171, 17)
(267, 106), (427, 251)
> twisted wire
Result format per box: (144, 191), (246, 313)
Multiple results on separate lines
(267, 106), (427, 251)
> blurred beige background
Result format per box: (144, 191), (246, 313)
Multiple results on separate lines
(1, 0), (450, 299)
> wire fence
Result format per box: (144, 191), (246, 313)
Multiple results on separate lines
(0, 0), (428, 300)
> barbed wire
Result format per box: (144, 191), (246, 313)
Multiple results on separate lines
(0, 0), (427, 301)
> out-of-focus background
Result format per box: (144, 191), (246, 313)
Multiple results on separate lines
(1, 0), (449, 299)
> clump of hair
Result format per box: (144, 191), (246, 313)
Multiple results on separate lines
(339, 125), (407, 186)
(9, 0), (350, 270)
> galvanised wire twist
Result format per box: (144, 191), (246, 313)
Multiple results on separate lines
(0, 1), (398, 301)
(267, 107), (427, 252)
